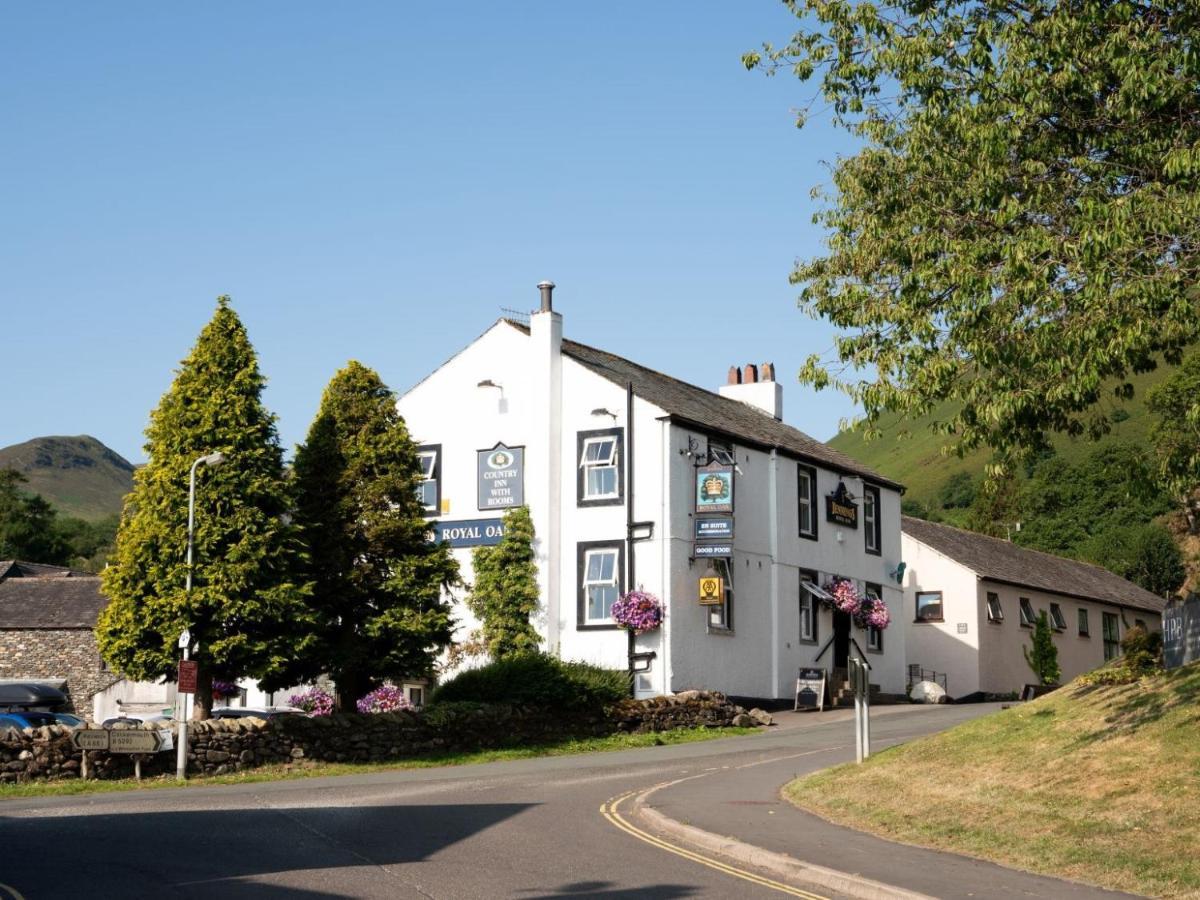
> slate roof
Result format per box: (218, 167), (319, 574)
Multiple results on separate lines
(505, 322), (901, 490)
(0, 561), (107, 628)
(901, 516), (1166, 613)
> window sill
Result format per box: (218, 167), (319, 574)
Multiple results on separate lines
(799, 531), (818, 542)
(578, 496), (623, 508)
(797, 637), (819, 645)
(576, 622), (622, 632)
(1079, 633), (1091, 638)
(913, 618), (944, 624)
(706, 625), (735, 636)
(865, 548), (882, 557)
(987, 619), (1004, 625)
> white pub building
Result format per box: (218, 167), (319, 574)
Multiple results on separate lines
(398, 283), (908, 701)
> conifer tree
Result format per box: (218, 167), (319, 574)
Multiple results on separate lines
(1024, 611), (1061, 686)
(290, 361), (459, 711)
(467, 505), (540, 660)
(96, 297), (312, 719)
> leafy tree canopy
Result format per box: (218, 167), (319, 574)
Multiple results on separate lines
(1147, 348), (1200, 529)
(288, 361), (459, 710)
(0, 468), (70, 565)
(97, 297), (312, 716)
(467, 505), (541, 661)
(747, 1), (1200, 472)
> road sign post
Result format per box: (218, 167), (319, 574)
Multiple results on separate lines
(849, 656), (872, 763)
(176, 628), (193, 782)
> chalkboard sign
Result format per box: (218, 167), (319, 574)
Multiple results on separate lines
(794, 667), (827, 712)
(1164, 594), (1200, 670)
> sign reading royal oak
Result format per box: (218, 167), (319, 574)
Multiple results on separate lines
(433, 518), (506, 548)
(695, 463), (734, 514)
(477, 443), (524, 510)
(825, 481), (859, 529)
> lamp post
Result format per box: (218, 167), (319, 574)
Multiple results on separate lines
(177, 450), (225, 781)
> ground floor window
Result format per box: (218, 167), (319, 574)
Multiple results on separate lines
(915, 591), (943, 622)
(799, 569), (823, 643)
(707, 557), (734, 631)
(407, 686), (424, 708)
(986, 592), (1003, 624)
(577, 542), (624, 628)
(1078, 608), (1090, 637)
(1102, 612), (1121, 660)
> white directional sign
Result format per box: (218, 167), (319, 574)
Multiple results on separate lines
(71, 730), (110, 751)
(108, 730), (164, 754)
(178, 628), (191, 649)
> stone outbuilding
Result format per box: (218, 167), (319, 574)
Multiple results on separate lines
(0, 560), (117, 717)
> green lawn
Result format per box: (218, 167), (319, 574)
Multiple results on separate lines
(785, 665), (1200, 898)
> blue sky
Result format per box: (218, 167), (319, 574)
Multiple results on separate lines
(1, 3), (862, 463)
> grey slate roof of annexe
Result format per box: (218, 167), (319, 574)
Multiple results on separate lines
(505, 321), (902, 491)
(901, 516), (1166, 614)
(0, 561), (107, 628)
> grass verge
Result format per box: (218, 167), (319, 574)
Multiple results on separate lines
(785, 665), (1200, 898)
(0, 725), (761, 801)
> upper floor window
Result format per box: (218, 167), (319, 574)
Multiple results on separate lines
(578, 542), (623, 628)
(798, 465), (818, 540)
(707, 557), (735, 632)
(1019, 597), (1037, 628)
(863, 485), (881, 555)
(416, 445), (441, 515)
(577, 428), (624, 506)
(987, 592), (1004, 623)
(866, 583), (883, 651)
(1049, 603), (1067, 631)
(1078, 608), (1090, 637)
(916, 591), (943, 622)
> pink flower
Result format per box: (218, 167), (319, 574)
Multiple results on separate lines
(611, 590), (664, 634)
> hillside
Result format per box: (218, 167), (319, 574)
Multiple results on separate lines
(827, 364), (1174, 512)
(788, 664), (1200, 897)
(0, 435), (134, 521)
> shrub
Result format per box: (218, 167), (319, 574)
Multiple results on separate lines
(289, 687), (334, 716)
(1120, 625), (1163, 676)
(356, 685), (413, 714)
(431, 653), (629, 709)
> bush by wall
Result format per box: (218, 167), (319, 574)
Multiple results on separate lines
(430, 653), (629, 709)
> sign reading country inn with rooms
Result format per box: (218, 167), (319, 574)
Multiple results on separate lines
(478, 443), (525, 510)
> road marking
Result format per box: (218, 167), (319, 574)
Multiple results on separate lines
(0, 883), (27, 900)
(600, 788), (829, 899)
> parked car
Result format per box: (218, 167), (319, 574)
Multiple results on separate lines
(211, 706), (307, 721)
(100, 713), (174, 751)
(0, 711), (59, 737)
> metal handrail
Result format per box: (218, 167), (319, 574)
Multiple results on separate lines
(849, 638), (871, 668)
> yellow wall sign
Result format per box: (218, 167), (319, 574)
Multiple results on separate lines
(699, 576), (725, 606)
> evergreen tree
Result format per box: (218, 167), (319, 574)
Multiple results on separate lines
(467, 505), (540, 660)
(1024, 611), (1061, 686)
(96, 297), (312, 719)
(0, 468), (70, 565)
(290, 361), (459, 712)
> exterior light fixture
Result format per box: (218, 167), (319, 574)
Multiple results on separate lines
(477, 379), (502, 390)
(590, 407), (618, 420)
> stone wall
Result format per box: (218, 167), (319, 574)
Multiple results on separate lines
(0, 691), (770, 783)
(0, 628), (119, 717)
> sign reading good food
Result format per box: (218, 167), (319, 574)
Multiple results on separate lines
(477, 443), (524, 510)
(825, 481), (859, 528)
(433, 518), (506, 548)
(695, 463), (734, 514)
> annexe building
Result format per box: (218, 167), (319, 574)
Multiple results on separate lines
(901, 516), (1166, 699)
(397, 283), (909, 700)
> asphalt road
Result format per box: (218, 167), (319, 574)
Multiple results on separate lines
(0, 704), (1127, 900)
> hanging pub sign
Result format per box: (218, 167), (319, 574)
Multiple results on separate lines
(825, 481), (859, 528)
(694, 516), (734, 540)
(698, 574), (725, 605)
(433, 518), (506, 548)
(477, 443), (524, 511)
(695, 462), (734, 514)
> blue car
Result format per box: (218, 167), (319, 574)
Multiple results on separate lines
(0, 711), (85, 737)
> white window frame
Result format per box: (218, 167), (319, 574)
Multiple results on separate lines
(707, 557), (734, 631)
(582, 547), (621, 625)
(799, 578), (825, 643)
(987, 592), (1004, 623)
(580, 436), (620, 501)
(416, 447), (439, 514)
(798, 465), (817, 539)
(865, 584), (883, 651)
(864, 485), (881, 555)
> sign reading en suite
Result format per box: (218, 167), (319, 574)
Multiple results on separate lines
(477, 443), (524, 510)
(825, 481), (858, 528)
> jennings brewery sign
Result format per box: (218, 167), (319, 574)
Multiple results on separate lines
(825, 481), (858, 528)
(477, 443), (524, 510)
(1163, 594), (1200, 669)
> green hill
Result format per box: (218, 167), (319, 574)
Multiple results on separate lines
(0, 435), (134, 521)
(787, 664), (1200, 897)
(827, 365), (1174, 512)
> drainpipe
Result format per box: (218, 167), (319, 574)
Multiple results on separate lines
(769, 448), (780, 699)
(626, 382), (636, 687)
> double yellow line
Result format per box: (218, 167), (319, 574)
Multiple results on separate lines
(600, 787), (829, 899)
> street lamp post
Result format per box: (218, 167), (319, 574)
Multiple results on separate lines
(177, 450), (225, 781)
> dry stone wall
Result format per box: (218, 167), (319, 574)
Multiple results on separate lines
(0, 691), (770, 782)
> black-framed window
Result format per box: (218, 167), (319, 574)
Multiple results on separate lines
(866, 582), (883, 652)
(1078, 608), (1090, 637)
(798, 568), (821, 643)
(798, 465), (818, 540)
(707, 557), (735, 632)
(1102, 612), (1121, 660)
(416, 444), (441, 515)
(1019, 597), (1036, 628)
(1049, 603), (1067, 631)
(863, 485), (881, 555)
(407, 686), (424, 708)
(916, 591), (943, 622)
(987, 591), (1004, 624)
(577, 541), (625, 629)
(577, 428), (624, 507)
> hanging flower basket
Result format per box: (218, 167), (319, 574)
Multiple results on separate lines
(211, 679), (241, 701)
(611, 590), (664, 634)
(821, 578), (891, 631)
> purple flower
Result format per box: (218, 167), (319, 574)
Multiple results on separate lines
(356, 686), (413, 714)
(289, 688), (334, 716)
(611, 590), (664, 634)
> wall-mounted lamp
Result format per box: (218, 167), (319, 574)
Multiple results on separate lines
(889, 561), (907, 584)
(590, 407), (618, 420)
(477, 379), (502, 390)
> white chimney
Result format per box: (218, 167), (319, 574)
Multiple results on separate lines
(719, 362), (783, 420)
